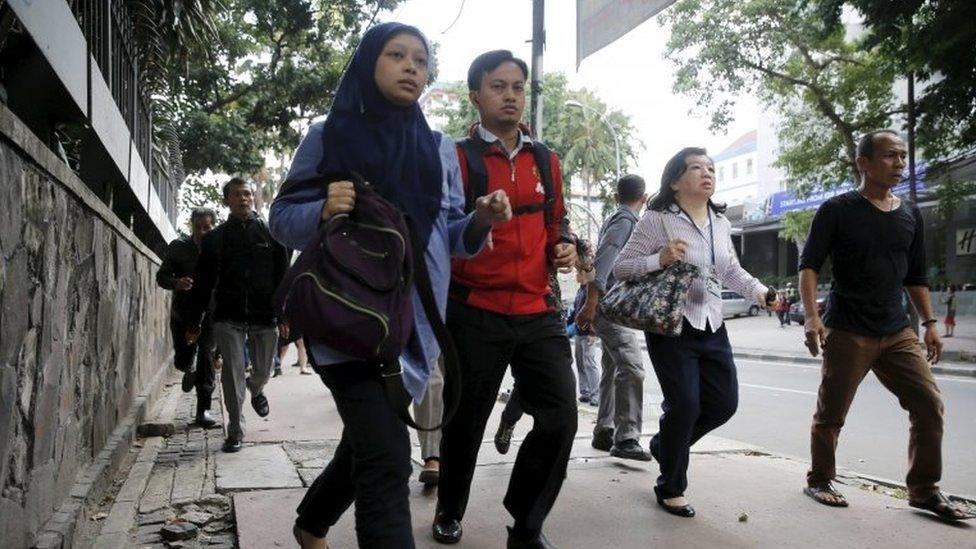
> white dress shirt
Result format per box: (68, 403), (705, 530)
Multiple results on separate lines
(612, 206), (768, 332)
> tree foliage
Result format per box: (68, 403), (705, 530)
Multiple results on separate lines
(428, 72), (642, 216)
(779, 209), (815, 249)
(661, 0), (900, 197)
(811, 0), (976, 161)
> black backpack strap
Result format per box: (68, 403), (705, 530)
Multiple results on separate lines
(457, 136), (490, 214)
(380, 218), (461, 432)
(530, 141), (556, 226)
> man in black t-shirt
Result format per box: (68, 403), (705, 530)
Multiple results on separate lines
(798, 130), (970, 520)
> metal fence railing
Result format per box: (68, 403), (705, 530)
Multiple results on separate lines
(67, 0), (179, 226)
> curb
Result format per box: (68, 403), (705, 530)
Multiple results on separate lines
(731, 351), (976, 378)
(33, 362), (178, 549)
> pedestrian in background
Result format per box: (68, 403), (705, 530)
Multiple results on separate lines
(613, 147), (773, 518)
(942, 285), (957, 338)
(156, 207), (218, 427)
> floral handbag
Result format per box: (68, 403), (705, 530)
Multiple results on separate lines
(598, 215), (700, 336)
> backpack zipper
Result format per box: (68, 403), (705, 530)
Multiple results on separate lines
(286, 271), (391, 356)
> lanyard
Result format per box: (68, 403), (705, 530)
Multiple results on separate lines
(676, 206), (715, 267)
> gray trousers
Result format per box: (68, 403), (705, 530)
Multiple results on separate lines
(414, 357), (444, 460)
(213, 321), (277, 441)
(593, 313), (645, 443)
(574, 335), (600, 400)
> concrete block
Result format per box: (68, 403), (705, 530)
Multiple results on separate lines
(215, 444), (302, 491)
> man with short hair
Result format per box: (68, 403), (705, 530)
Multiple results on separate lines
(799, 130), (970, 520)
(433, 50), (578, 548)
(576, 174), (652, 462)
(157, 207), (218, 427)
(186, 178), (289, 453)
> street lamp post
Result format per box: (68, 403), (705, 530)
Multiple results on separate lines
(565, 100), (621, 242)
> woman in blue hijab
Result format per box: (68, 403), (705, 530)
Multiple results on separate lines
(270, 22), (510, 548)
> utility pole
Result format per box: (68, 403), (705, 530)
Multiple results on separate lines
(907, 71), (918, 203)
(530, 0), (545, 139)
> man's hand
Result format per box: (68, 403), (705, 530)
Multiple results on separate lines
(576, 301), (598, 331)
(185, 326), (202, 345)
(923, 324), (943, 364)
(278, 322), (290, 342)
(804, 315), (827, 357)
(474, 190), (512, 228)
(552, 242), (577, 272)
(659, 239), (688, 267)
(175, 276), (193, 291)
(321, 180), (356, 221)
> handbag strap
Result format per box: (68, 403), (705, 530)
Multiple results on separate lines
(380, 218), (461, 432)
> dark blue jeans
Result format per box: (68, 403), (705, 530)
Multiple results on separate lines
(296, 361), (414, 548)
(645, 320), (739, 499)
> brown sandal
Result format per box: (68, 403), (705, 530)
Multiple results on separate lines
(909, 493), (976, 521)
(804, 482), (849, 507)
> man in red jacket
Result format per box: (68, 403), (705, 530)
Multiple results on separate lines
(433, 50), (578, 549)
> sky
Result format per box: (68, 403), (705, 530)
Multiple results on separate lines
(384, 0), (760, 182)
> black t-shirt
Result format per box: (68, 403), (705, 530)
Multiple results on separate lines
(799, 191), (928, 336)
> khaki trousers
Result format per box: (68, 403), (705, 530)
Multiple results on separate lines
(807, 327), (945, 500)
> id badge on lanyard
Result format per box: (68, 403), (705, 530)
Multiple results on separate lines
(681, 207), (720, 297)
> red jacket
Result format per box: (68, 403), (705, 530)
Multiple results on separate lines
(451, 125), (571, 315)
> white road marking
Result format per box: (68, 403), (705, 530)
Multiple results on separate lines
(735, 358), (976, 384)
(739, 382), (817, 396)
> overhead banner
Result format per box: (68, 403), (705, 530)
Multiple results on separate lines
(576, 0), (678, 67)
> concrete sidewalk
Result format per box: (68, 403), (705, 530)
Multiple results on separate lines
(94, 348), (976, 548)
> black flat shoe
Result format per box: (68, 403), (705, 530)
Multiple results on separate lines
(251, 393), (269, 417)
(657, 496), (695, 518)
(432, 514), (462, 544)
(506, 526), (556, 548)
(222, 438), (242, 453)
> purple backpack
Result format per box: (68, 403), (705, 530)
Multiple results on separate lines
(273, 172), (460, 431)
(274, 173), (414, 364)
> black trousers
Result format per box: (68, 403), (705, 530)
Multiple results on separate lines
(437, 301), (577, 537)
(645, 320), (738, 499)
(170, 316), (215, 412)
(296, 361), (413, 548)
(501, 385), (524, 426)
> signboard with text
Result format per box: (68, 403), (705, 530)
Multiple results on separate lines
(957, 227), (976, 256)
(768, 164), (928, 217)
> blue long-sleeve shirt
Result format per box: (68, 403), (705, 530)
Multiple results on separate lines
(269, 121), (485, 401)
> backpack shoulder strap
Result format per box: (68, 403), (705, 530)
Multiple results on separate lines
(457, 136), (489, 214)
(531, 141), (556, 226)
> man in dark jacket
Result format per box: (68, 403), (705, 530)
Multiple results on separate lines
(186, 178), (290, 453)
(157, 207), (218, 427)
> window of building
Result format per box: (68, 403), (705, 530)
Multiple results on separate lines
(732, 162), (739, 179)
(718, 167), (725, 182)
(746, 158), (753, 176)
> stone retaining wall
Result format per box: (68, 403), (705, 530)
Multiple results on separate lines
(0, 106), (171, 547)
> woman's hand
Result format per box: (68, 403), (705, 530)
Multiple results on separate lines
(659, 238), (688, 267)
(321, 180), (356, 221)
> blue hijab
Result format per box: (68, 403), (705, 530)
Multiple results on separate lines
(282, 22), (442, 246)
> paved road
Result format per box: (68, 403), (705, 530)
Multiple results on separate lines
(625, 343), (976, 497)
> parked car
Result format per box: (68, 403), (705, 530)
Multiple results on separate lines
(722, 290), (760, 318)
(790, 298), (826, 325)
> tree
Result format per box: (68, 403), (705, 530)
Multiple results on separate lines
(429, 72), (642, 217)
(661, 0), (900, 197)
(167, 0), (403, 215)
(779, 209), (815, 252)
(811, 0), (976, 161)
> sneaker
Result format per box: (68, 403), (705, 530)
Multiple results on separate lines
(494, 421), (516, 455)
(610, 439), (653, 461)
(222, 438), (242, 453)
(591, 427), (613, 452)
(578, 395), (590, 404)
(195, 410), (217, 428)
(251, 393), (270, 417)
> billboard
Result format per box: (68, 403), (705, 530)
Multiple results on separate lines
(768, 164), (928, 217)
(577, 0), (678, 67)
